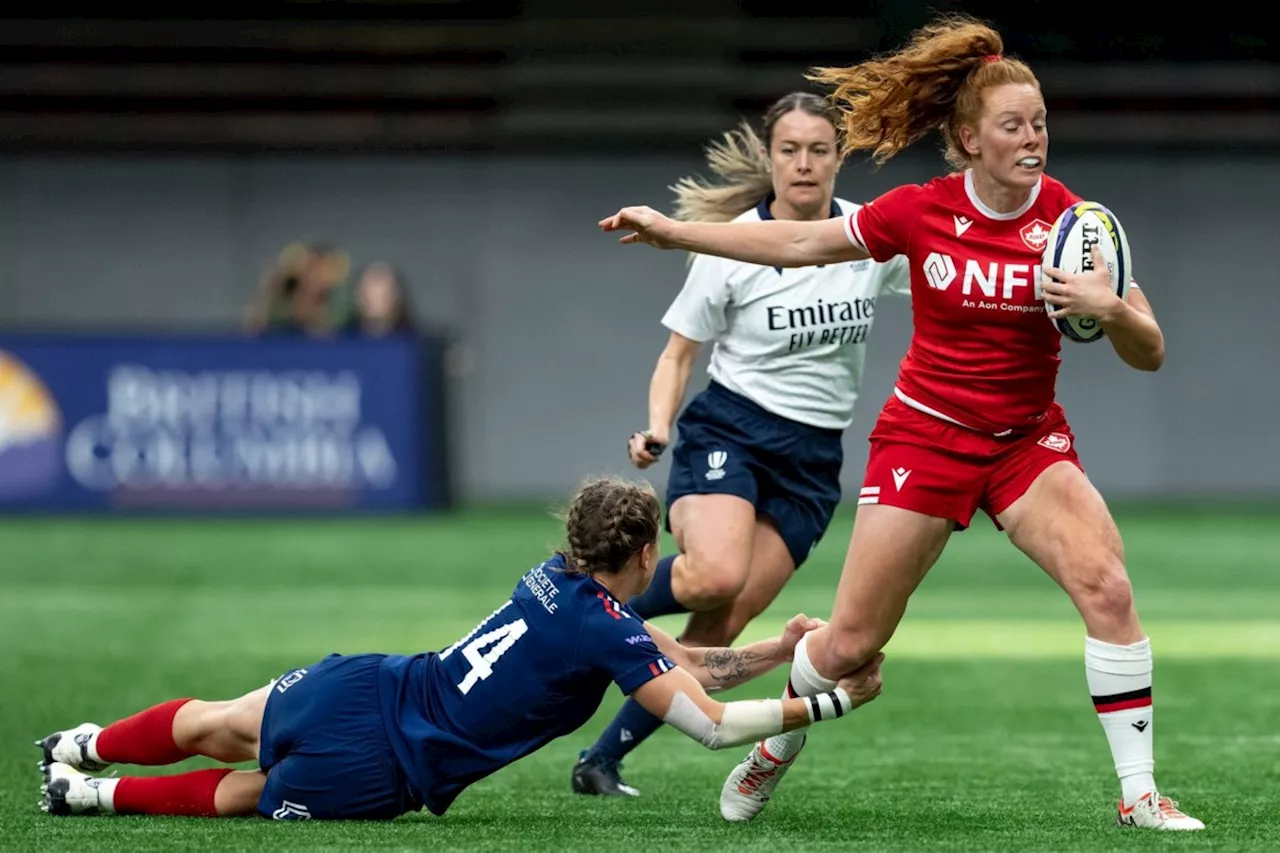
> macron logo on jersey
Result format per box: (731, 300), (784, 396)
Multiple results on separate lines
(953, 215), (973, 237)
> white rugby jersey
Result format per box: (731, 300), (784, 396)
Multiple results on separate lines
(662, 196), (910, 430)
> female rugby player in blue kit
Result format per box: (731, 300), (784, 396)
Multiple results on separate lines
(37, 477), (884, 821)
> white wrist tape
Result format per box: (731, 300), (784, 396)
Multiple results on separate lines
(804, 687), (853, 723)
(663, 691), (785, 750)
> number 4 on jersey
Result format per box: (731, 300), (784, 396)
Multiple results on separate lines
(455, 618), (529, 694)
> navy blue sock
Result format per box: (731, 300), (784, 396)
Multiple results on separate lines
(627, 555), (686, 619)
(583, 697), (665, 766)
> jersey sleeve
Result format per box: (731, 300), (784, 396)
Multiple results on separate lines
(877, 254), (913, 299)
(660, 253), (731, 343)
(578, 598), (678, 695)
(844, 184), (924, 262)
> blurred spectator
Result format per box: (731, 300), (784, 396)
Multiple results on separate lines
(342, 261), (418, 337)
(243, 240), (351, 337)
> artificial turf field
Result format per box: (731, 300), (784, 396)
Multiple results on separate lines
(2, 503), (1277, 851)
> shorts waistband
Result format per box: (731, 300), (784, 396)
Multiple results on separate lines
(705, 381), (843, 438)
(892, 386), (1048, 440)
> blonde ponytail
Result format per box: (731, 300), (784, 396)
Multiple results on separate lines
(668, 92), (839, 224)
(670, 120), (774, 223)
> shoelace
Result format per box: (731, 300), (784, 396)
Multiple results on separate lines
(737, 763), (778, 794)
(1158, 797), (1188, 819)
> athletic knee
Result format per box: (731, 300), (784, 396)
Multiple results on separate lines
(815, 627), (882, 679)
(1066, 554), (1135, 625)
(677, 553), (748, 608)
(172, 700), (223, 747)
(175, 697), (261, 761)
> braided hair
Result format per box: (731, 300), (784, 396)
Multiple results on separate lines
(559, 477), (661, 574)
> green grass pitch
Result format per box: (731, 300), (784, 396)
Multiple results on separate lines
(2, 503), (1277, 851)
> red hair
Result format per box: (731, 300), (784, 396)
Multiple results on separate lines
(807, 14), (1041, 170)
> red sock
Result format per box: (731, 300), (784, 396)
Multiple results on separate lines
(96, 698), (194, 765)
(112, 768), (233, 817)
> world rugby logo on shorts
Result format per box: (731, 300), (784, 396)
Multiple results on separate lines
(272, 800), (312, 820)
(1037, 432), (1071, 453)
(706, 451), (727, 481)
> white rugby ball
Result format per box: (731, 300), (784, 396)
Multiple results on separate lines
(1042, 201), (1131, 343)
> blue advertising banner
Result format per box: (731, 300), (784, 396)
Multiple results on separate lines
(0, 333), (445, 512)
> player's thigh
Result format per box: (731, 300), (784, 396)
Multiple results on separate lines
(215, 770), (267, 817)
(227, 685), (271, 757)
(822, 503), (953, 664)
(667, 493), (757, 597)
(738, 518), (797, 617)
(680, 518), (794, 645)
(994, 459), (1135, 626)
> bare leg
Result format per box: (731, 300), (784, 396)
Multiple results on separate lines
(996, 461), (1140, 643)
(681, 519), (794, 646)
(667, 494), (757, 610)
(805, 504), (954, 680)
(995, 461), (1201, 824)
(172, 686), (270, 764)
(214, 770), (267, 816)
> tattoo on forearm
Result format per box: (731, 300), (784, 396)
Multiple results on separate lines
(703, 648), (768, 685)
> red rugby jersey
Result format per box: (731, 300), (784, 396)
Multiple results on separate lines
(845, 171), (1082, 433)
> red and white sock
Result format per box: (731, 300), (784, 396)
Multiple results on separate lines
(92, 699), (194, 766)
(1086, 636), (1155, 804)
(96, 768), (232, 817)
(761, 634), (835, 762)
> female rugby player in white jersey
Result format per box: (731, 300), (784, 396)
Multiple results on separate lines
(572, 92), (909, 797)
(595, 15), (1202, 832)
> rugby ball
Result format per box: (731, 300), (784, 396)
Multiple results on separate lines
(1042, 201), (1132, 343)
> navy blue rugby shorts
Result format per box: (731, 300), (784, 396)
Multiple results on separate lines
(666, 381), (843, 568)
(258, 653), (419, 821)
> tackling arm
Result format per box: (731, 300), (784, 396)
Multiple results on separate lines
(644, 620), (786, 692)
(629, 666), (853, 751)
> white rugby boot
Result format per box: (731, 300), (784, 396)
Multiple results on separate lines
(719, 738), (802, 822)
(40, 762), (112, 816)
(36, 723), (109, 772)
(1116, 792), (1205, 830)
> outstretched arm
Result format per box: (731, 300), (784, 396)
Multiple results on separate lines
(599, 206), (869, 268)
(628, 649), (883, 751)
(643, 613), (812, 692)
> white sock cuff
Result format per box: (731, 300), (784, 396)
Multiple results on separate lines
(788, 634), (837, 696)
(1085, 636), (1152, 677)
(86, 730), (105, 765)
(95, 776), (119, 813)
